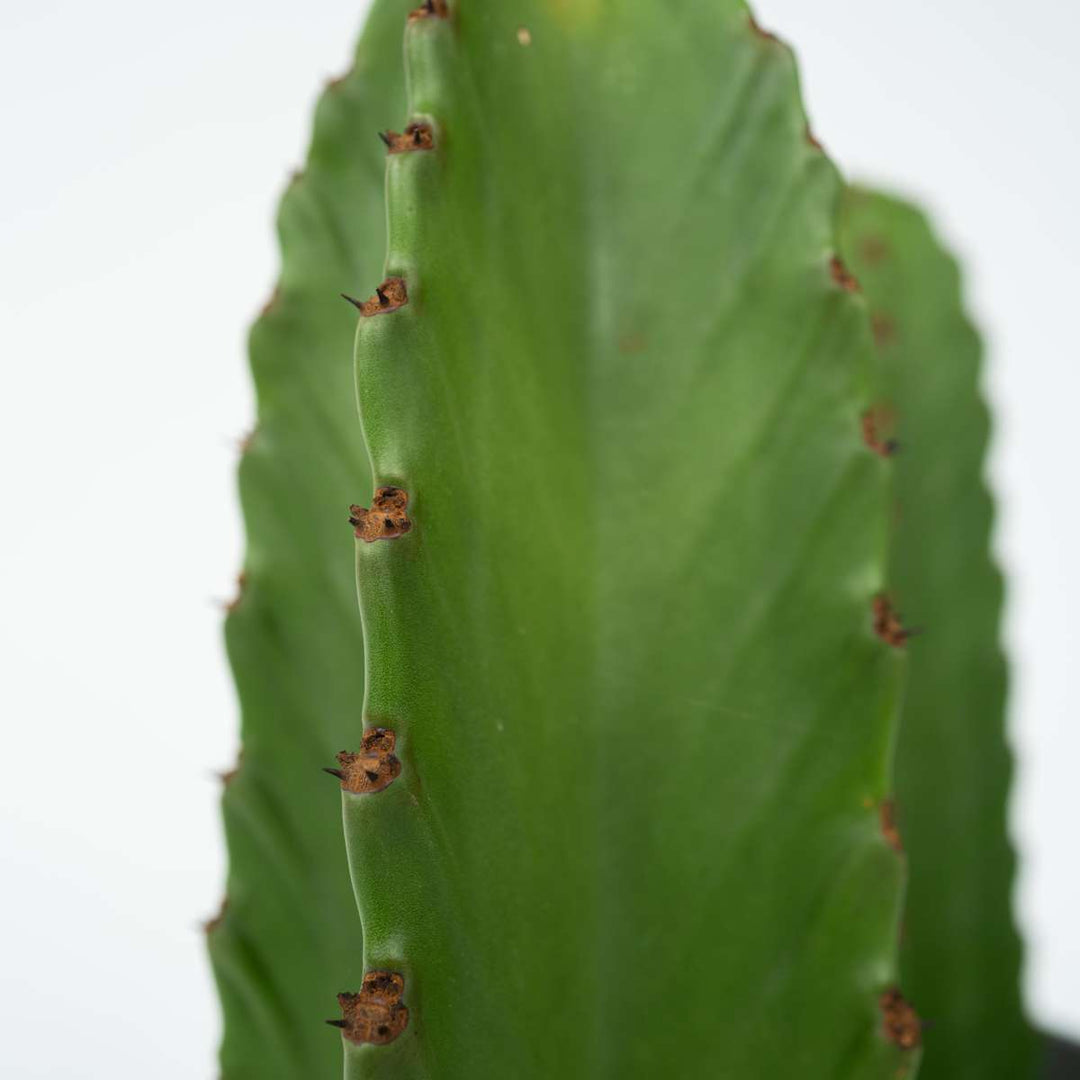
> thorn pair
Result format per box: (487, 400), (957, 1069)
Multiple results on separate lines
(340, 276), (408, 318)
(830, 254), (861, 293)
(327, 971), (409, 1045)
(378, 122), (434, 154)
(349, 486), (413, 543)
(409, 0), (448, 20)
(873, 594), (921, 647)
(323, 728), (402, 794)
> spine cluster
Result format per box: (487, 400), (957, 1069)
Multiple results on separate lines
(325, 0), (451, 1065)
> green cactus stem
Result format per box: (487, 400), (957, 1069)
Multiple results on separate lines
(215, 3), (1033, 1079)
(338, 2), (907, 1077)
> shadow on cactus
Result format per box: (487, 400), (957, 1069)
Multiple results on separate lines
(208, 2), (1042, 1078)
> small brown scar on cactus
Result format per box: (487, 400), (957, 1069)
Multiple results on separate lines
(341, 276), (408, 318)
(871, 311), (897, 348)
(260, 285), (280, 317)
(409, 0), (448, 20)
(747, 14), (779, 43)
(860, 234), (891, 265)
(324, 728), (402, 794)
(517, 26), (532, 46)
(203, 897), (228, 935)
(379, 122), (434, 154)
(830, 255), (861, 292)
(804, 126), (823, 151)
(223, 571), (247, 615)
(219, 747), (244, 787)
(873, 594), (919, 648)
(349, 486), (413, 542)
(862, 407), (899, 457)
(879, 987), (921, 1049)
(325, 69), (352, 92)
(328, 971), (409, 1045)
(880, 799), (903, 853)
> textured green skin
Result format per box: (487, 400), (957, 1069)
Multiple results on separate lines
(840, 191), (1038, 1080)
(343, 3), (910, 1077)
(208, 4), (412, 1077)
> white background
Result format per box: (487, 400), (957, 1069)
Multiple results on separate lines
(1, 1), (1076, 1076)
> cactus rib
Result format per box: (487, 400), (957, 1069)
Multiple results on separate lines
(840, 189), (1038, 1080)
(208, 3), (413, 1078)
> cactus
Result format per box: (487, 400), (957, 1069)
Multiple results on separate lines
(839, 190), (1038, 1080)
(211, 3), (1032, 1078)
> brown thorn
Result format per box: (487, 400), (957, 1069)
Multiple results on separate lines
(879, 987), (921, 1049)
(203, 897), (229, 935)
(748, 14), (779, 43)
(409, 0), (448, 20)
(349, 487), (413, 543)
(830, 254), (861, 293)
(871, 311), (897, 348)
(225, 571), (247, 615)
(381, 123), (434, 154)
(328, 728), (403, 793)
(862, 407), (898, 458)
(341, 277), (408, 318)
(219, 747), (244, 787)
(872, 594), (913, 648)
(333, 972), (409, 1045)
(880, 800), (903, 853)
(260, 285), (280, 317)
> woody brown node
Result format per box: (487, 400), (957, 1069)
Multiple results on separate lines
(830, 254), (861, 292)
(862, 407), (899, 457)
(409, 0), (448, 20)
(879, 987), (921, 1049)
(872, 594), (915, 648)
(341, 277), (408, 318)
(324, 728), (402, 795)
(348, 486), (413, 543)
(330, 971), (409, 1045)
(380, 122), (434, 154)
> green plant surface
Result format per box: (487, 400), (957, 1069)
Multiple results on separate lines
(840, 189), (1038, 1079)
(339, 3), (912, 1077)
(207, 3), (412, 1077)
